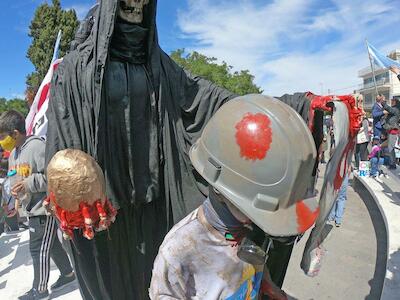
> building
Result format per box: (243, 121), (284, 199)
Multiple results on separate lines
(358, 49), (400, 110)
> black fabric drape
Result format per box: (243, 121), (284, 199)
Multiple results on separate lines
(277, 92), (312, 123)
(46, 1), (323, 297)
(46, 1), (234, 299)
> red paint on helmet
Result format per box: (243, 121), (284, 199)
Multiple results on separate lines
(235, 113), (272, 160)
(296, 201), (319, 233)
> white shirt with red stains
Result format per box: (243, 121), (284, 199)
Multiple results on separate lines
(149, 206), (264, 299)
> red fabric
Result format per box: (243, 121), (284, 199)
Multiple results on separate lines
(388, 129), (399, 134)
(26, 59), (61, 135)
(307, 92), (362, 139)
(37, 83), (50, 111)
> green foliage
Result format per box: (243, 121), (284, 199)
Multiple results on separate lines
(0, 98), (29, 116)
(26, 0), (79, 91)
(171, 49), (262, 95)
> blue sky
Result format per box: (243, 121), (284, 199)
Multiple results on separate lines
(1, 0), (399, 99)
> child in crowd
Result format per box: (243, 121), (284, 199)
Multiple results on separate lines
(369, 136), (385, 178)
(149, 96), (318, 300)
(0, 110), (75, 300)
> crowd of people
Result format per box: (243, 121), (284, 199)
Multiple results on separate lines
(363, 96), (400, 178)
(321, 67), (400, 228)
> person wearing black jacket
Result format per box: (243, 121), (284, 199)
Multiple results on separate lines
(382, 97), (400, 169)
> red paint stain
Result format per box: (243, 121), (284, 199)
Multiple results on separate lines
(235, 113), (272, 160)
(296, 201), (319, 233)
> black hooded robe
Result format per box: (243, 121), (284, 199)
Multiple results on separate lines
(46, 1), (234, 299)
(47, 1), (323, 298)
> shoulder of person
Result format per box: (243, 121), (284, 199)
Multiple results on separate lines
(158, 209), (203, 260)
(27, 136), (46, 146)
(23, 137), (46, 151)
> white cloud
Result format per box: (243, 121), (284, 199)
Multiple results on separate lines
(177, 0), (400, 96)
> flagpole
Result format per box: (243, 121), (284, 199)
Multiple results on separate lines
(365, 39), (379, 98)
(51, 30), (62, 63)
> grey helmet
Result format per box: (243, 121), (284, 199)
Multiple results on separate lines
(190, 94), (319, 237)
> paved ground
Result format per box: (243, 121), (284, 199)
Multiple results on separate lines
(0, 230), (81, 299)
(357, 166), (400, 300)
(0, 172), (386, 300)
(283, 173), (386, 300)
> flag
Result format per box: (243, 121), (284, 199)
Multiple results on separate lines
(51, 30), (62, 63)
(300, 94), (362, 277)
(25, 31), (62, 139)
(25, 58), (62, 138)
(367, 41), (400, 69)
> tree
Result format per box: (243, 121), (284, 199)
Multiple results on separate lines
(0, 98), (29, 116)
(171, 49), (262, 95)
(26, 0), (79, 92)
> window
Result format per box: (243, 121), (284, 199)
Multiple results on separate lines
(363, 72), (389, 86)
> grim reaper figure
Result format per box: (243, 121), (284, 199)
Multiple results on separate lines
(46, 0), (234, 299)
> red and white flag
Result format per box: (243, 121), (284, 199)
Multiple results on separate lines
(25, 58), (62, 139)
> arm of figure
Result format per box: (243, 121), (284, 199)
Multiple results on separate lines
(149, 250), (187, 300)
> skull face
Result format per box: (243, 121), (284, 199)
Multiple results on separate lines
(118, 0), (150, 24)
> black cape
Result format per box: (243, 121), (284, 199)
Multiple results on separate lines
(46, 1), (323, 297)
(46, 1), (234, 299)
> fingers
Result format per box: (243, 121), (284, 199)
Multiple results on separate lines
(11, 182), (24, 197)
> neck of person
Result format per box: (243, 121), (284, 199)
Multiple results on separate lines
(203, 188), (248, 242)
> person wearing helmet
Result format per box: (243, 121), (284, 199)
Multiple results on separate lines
(149, 95), (319, 299)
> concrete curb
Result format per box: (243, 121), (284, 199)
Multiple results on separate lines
(353, 173), (387, 300)
(353, 171), (400, 300)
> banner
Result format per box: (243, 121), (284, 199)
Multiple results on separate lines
(358, 161), (370, 177)
(25, 58), (62, 138)
(25, 31), (62, 139)
(301, 100), (355, 276)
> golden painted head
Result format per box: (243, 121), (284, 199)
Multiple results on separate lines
(47, 149), (106, 212)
